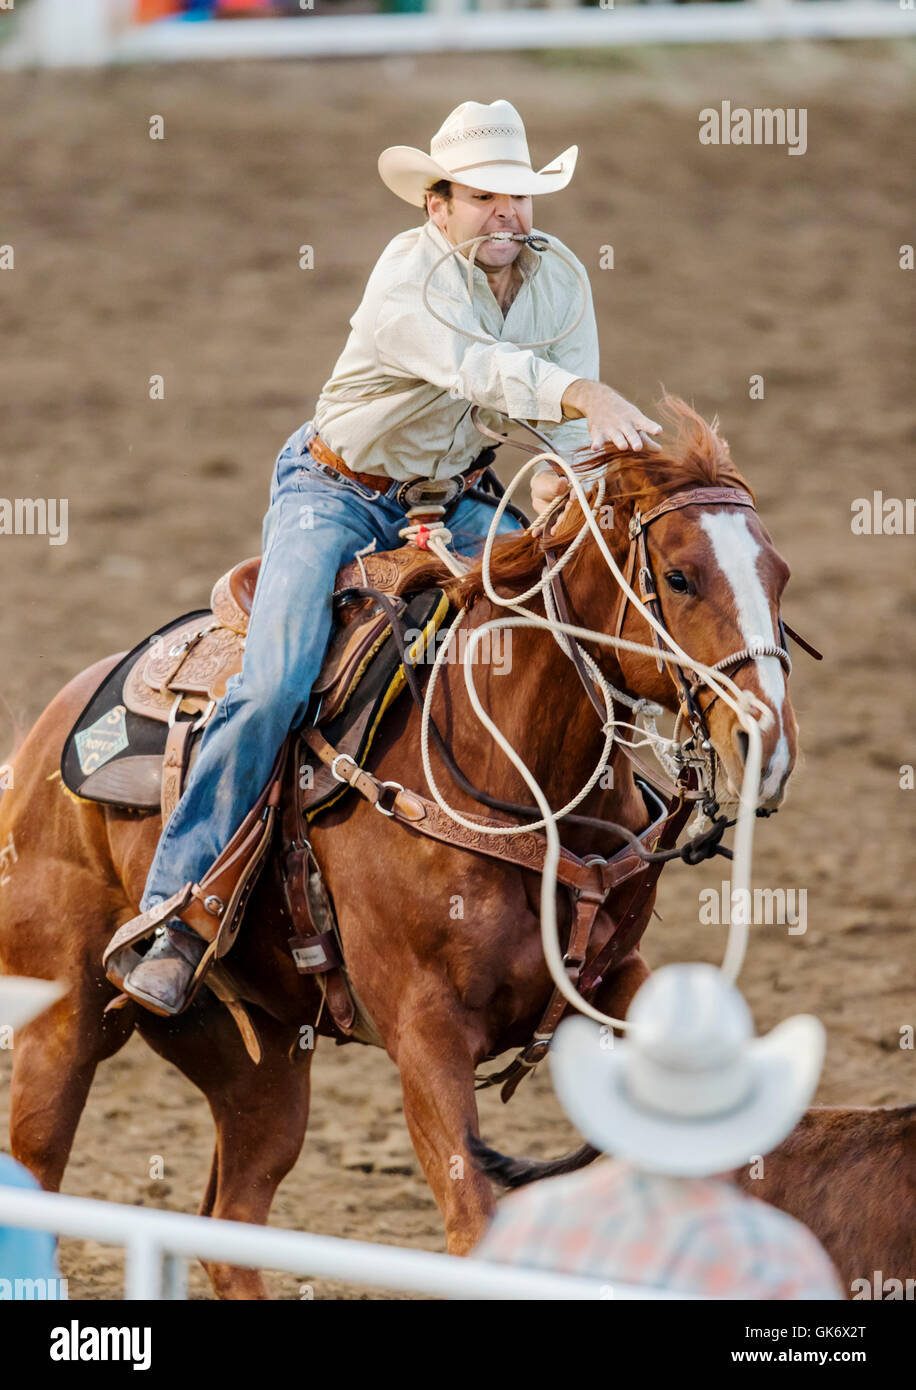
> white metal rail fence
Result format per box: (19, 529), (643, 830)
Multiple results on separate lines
(0, 1185), (693, 1299)
(1, 0), (913, 68)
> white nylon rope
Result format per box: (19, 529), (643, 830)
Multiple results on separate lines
(416, 450), (771, 1026)
(539, 553), (683, 783)
(420, 606), (618, 832)
(479, 453), (771, 721)
(478, 453), (771, 998)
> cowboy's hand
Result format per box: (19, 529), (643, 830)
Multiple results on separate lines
(531, 469), (569, 517)
(561, 380), (662, 453)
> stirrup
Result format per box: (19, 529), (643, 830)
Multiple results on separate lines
(104, 886), (216, 1016)
(102, 886), (196, 991)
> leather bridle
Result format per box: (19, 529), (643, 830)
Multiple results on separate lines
(543, 483), (821, 809)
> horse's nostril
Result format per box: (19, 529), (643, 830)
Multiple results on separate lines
(736, 731), (749, 764)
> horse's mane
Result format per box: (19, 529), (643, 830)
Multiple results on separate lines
(447, 395), (755, 608)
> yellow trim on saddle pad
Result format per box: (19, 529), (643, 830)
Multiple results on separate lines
(327, 624), (396, 724)
(305, 590), (451, 823)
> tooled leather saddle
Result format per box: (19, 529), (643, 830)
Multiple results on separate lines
(62, 546), (452, 822)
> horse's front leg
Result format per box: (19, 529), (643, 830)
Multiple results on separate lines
(589, 946), (651, 1036)
(392, 989), (495, 1255)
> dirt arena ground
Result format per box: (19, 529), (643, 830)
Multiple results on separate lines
(0, 40), (913, 1298)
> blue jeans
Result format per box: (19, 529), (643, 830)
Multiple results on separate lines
(140, 421), (523, 912)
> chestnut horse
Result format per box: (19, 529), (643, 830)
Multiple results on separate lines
(0, 400), (797, 1298)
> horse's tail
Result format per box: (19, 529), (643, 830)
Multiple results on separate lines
(467, 1131), (601, 1189)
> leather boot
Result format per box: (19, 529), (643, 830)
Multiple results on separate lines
(123, 921), (207, 1016)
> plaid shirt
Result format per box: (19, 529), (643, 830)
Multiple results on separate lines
(473, 1158), (844, 1299)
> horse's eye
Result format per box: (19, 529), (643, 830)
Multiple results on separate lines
(665, 571), (690, 594)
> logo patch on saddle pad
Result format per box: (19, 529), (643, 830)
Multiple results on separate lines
(74, 705), (129, 775)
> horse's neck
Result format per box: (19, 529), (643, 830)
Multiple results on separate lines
(434, 585), (646, 836)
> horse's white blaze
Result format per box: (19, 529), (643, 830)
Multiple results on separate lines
(699, 510), (789, 799)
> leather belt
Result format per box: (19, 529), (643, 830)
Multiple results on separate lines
(307, 430), (491, 509)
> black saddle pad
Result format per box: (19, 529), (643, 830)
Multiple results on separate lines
(61, 610), (211, 809)
(61, 588), (449, 814)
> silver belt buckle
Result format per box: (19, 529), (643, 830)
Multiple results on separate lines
(395, 476), (462, 510)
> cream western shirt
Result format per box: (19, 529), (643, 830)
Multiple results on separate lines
(313, 219), (598, 482)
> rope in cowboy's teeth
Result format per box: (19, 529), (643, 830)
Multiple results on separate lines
(416, 450), (771, 1028)
(421, 232), (589, 351)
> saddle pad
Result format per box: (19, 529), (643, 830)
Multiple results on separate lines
(61, 611), (212, 809)
(299, 586), (450, 823)
(62, 588), (451, 814)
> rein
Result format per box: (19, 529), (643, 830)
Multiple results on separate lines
(429, 445), (821, 1016)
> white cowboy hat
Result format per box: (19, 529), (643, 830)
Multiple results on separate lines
(378, 99), (578, 209)
(550, 964), (825, 1178)
(0, 976), (65, 1033)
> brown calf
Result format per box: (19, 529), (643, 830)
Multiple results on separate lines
(737, 1105), (916, 1297)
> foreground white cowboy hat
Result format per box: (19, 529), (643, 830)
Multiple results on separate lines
(378, 99), (578, 209)
(0, 976), (65, 1033)
(550, 964), (825, 1178)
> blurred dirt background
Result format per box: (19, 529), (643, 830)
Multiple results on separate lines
(0, 40), (913, 1297)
